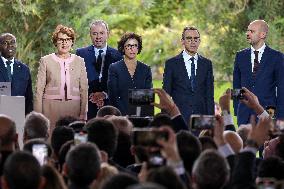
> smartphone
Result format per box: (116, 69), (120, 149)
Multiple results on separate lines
(147, 152), (165, 169)
(74, 133), (88, 145)
(231, 89), (245, 100)
(32, 144), (48, 166)
(132, 128), (168, 147)
(190, 115), (216, 130)
(128, 89), (155, 105)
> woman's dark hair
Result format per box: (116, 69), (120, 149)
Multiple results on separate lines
(117, 32), (142, 55)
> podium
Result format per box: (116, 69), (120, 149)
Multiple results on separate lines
(0, 95), (25, 148)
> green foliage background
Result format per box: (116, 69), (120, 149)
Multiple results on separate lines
(0, 0), (283, 88)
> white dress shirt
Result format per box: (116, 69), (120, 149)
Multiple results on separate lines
(251, 43), (266, 72)
(1, 56), (15, 74)
(182, 50), (198, 80)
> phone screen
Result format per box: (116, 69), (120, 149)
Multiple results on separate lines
(190, 115), (216, 130)
(128, 89), (155, 105)
(32, 144), (48, 166)
(132, 128), (168, 147)
(74, 133), (88, 145)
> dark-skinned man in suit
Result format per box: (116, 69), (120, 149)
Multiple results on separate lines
(163, 26), (214, 125)
(0, 33), (33, 115)
(233, 20), (284, 125)
(76, 20), (122, 119)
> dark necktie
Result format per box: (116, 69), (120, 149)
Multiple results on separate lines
(252, 51), (259, 77)
(95, 50), (103, 72)
(190, 57), (196, 91)
(6, 60), (12, 81)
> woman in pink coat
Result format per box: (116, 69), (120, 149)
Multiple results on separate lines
(34, 25), (88, 131)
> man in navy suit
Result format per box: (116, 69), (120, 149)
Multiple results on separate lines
(163, 26), (214, 124)
(0, 33), (33, 115)
(233, 20), (284, 125)
(76, 20), (122, 119)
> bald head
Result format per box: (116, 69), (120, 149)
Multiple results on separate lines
(250, 20), (269, 33)
(0, 114), (16, 147)
(223, 131), (243, 153)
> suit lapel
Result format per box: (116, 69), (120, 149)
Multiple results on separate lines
(87, 45), (97, 65)
(177, 53), (191, 89)
(0, 58), (9, 81)
(11, 60), (22, 83)
(256, 46), (270, 77)
(196, 55), (205, 87)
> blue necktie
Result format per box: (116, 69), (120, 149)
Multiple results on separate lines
(6, 60), (12, 81)
(95, 49), (104, 72)
(190, 57), (196, 91)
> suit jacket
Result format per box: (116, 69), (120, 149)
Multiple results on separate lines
(233, 45), (284, 125)
(34, 53), (88, 119)
(0, 58), (33, 114)
(76, 45), (122, 119)
(108, 60), (152, 115)
(163, 52), (214, 124)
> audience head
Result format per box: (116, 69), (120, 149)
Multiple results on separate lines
(100, 173), (138, 189)
(51, 126), (74, 158)
(237, 124), (252, 147)
(0, 33), (17, 59)
(126, 183), (166, 189)
(64, 143), (101, 187)
(68, 121), (85, 133)
(91, 162), (118, 189)
(2, 151), (41, 189)
(55, 116), (78, 127)
(52, 24), (75, 47)
(257, 156), (284, 180)
(41, 164), (67, 189)
(150, 113), (173, 128)
(192, 150), (230, 189)
(223, 130), (243, 153)
(23, 111), (50, 143)
(176, 130), (202, 174)
(107, 116), (133, 135)
(146, 166), (186, 189)
(97, 105), (122, 118)
(199, 136), (217, 151)
(117, 32), (142, 55)
(0, 114), (17, 150)
(89, 20), (109, 48)
(86, 118), (118, 157)
(58, 140), (74, 172)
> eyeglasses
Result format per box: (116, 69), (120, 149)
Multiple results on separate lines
(57, 38), (72, 43)
(184, 36), (200, 42)
(124, 44), (138, 49)
(1, 40), (16, 46)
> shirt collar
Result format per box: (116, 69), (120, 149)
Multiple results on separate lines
(1, 56), (14, 65)
(93, 45), (107, 55)
(251, 43), (266, 54)
(182, 50), (198, 61)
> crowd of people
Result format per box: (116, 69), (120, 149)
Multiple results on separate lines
(0, 18), (284, 189)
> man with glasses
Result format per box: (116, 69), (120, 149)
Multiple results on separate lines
(76, 20), (122, 119)
(0, 33), (33, 114)
(163, 26), (214, 125)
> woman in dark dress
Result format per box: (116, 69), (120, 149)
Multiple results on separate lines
(108, 32), (152, 115)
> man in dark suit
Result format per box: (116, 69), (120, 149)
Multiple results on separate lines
(233, 20), (284, 125)
(0, 33), (33, 115)
(163, 26), (214, 124)
(76, 20), (122, 119)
